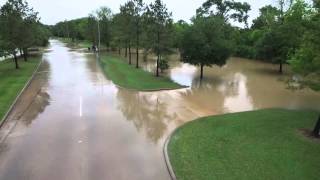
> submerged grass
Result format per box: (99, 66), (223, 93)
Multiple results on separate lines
(0, 57), (40, 122)
(168, 109), (320, 180)
(100, 55), (184, 91)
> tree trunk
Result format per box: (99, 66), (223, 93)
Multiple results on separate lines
(156, 54), (160, 77)
(279, 60), (283, 74)
(118, 40), (121, 55)
(129, 43), (132, 65)
(13, 52), (19, 69)
(23, 48), (28, 62)
(19, 48), (23, 57)
(312, 115), (320, 138)
(136, 23), (139, 69)
(200, 64), (204, 80)
(156, 30), (160, 77)
(136, 47), (139, 68)
(125, 42), (128, 57)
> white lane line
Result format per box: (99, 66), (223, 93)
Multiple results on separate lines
(79, 96), (83, 117)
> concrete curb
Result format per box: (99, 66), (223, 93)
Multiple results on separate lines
(163, 120), (198, 180)
(163, 131), (178, 180)
(0, 57), (43, 128)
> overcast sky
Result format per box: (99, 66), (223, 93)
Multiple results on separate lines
(0, 0), (275, 25)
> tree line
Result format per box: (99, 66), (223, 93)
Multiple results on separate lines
(51, 0), (319, 82)
(52, 0), (175, 77)
(0, 0), (318, 84)
(0, 0), (50, 69)
(235, 0), (319, 74)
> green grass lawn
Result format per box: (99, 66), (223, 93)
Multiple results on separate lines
(0, 57), (41, 122)
(58, 38), (92, 49)
(100, 55), (184, 91)
(168, 109), (320, 180)
(77, 41), (92, 49)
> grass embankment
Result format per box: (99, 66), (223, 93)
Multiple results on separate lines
(0, 57), (41, 122)
(100, 55), (184, 91)
(168, 109), (320, 180)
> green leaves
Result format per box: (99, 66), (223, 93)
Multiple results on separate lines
(197, 0), (251, 27)
(0, 0), (48, 68)
(146, 0), (173, 53)
(288, 6), (320, 79)
(180, 16), (233, 78)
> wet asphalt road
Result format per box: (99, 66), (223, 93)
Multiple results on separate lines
(0, 40), (186, 180)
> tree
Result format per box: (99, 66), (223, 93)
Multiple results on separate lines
(278, 0), (310, 73)
(51, 18), (90, 42)
(68, 21), (78, 42)
(119, 1), (135, 64)
(313, 116), (320, 138)
(249, 1), (309, 73)
(0, 0), (48, 68)
(139, 6), (154, 60)
(159, 58), (169, 73)
(96, 7), (113, 49)
(33, 23), (50, 47)
(132, 0), (144, 68)
(18, 5), (39, 62)
(196, 0), (251, 27)
(0, 39), (5, 58)
(0, 15), (5, 57)
(180, 0), (241, 79)
(180, 16), (233, 79)
(147, 0), (173, 76)
(233, 5), (281, 60)
(0, 0), (26, 69)
(110, 13), (124, 54)
(252, 5), (280, 29)
(172, 20), (189, 49)
(289, 0), (320, 137)
(230, 1), (251, 28)
(87, 15), (98, 46)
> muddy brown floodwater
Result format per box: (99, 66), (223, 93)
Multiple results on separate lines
(0, 40), (319, 180)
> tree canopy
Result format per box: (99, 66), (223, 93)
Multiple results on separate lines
(0, 0), (49, 69)
(48, 0), (319, 82)
(180, 16), (233, 79)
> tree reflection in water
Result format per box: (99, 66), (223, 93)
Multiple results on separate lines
(116, 89), (177, 143)
(20, 60), (51, 126)
(21, 91), (50, 125)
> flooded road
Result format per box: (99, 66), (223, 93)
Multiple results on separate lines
(0, 40), (319, 180)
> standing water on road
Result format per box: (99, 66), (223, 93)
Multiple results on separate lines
(0, 40), (319, 180)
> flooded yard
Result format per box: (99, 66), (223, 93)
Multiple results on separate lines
(137, 53), (320, 114)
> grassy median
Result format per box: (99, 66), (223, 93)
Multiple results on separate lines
(0, 57), (41, 122)
(168, 109), (320, 180)
(100, 55), (184, 91)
